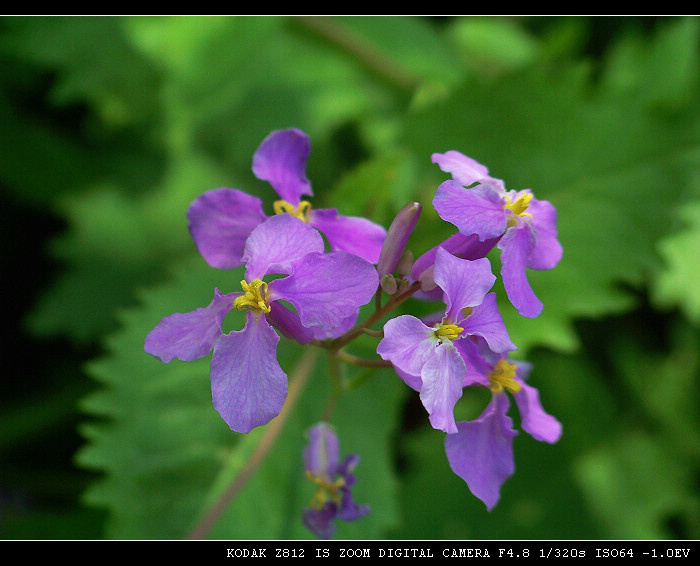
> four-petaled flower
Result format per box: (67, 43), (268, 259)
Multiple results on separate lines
(377, 247), (515, 434)
(145, 214), (378, 433)
(302, 422), (369, 539)
(444, 336), (562, 510)
(431, 150), (563, 318)
(187, 128), (387, 270)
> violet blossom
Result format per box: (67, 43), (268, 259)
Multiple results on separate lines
(444, 336), (562, 510)
(377, 247), (515, 434)
(145, 214), (378, 433)
(431, 150), (562, 318)
(187, 128), (387, 270)
(302, 422), (369, 539)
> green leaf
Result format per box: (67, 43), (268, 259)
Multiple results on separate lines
(574, 433), (695, 539)
(25, 151), (231, 344)
(655, 199), (700, 323)
(600, 17), (699, 113)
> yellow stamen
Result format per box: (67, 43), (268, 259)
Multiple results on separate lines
(233, 279), (271, 313)
(434, 321), (464, 343)
(488, 359), (521, 394)
(273, 199), (312, 222)
(504, 192), (533, 227)
(305, 470), (346, 510)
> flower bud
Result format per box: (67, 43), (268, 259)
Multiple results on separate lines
(395, 249), (414, 278)
(376, 202), (422, 276)
(380, 273), (398, 295)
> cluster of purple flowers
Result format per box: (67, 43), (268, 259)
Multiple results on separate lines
(145, 128), (562, 538)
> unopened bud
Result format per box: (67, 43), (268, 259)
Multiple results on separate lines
(376, 202), (422, 276)
(395, 249), (414, 278)
(380, 273), (398, 295)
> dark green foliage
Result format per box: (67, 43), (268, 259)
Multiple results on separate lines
(2, 16), (699, 540)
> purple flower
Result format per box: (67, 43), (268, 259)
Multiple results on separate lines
(444, 337), (562, 510)
(302, 422), (369, 539)
(145, 215), (379, 433)
(187, 128), (387, 270)
(376, 247), (515, 434)
(431, 150), (563, 318)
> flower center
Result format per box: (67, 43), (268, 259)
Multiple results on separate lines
(273, 199), (312, 222)
(504, 192), (533, 227)
(488, 358), (521, 394)
(233, 279), (271, 313)
(434, 321), (464, 343)
(305, 470), (346, 510)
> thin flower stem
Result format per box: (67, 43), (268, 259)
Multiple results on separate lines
(187, 347), (319, 540)
(335, 350), (393, 368)
(322, 352), (344, 422)
(361, 328), (384, 338)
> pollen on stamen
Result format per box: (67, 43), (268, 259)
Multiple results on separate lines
(233, 279), (271, 313)
(273, 199), (312, 222)
(488, 359), (521, 394)
(434, 321), (464, 343)
(504, 192), (533, 227)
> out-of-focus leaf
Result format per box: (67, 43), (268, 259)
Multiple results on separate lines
(446, 16), (541, 76)
(25, 152), (231, 344)
(655, 199), (700, 323)
(1, 16), (162, 127)
(600, 17), (699, 112)
(324, 151), (417, 228)
(574, 433), (695, 540)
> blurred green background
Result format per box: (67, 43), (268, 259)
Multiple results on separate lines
(1, 16), (699, 540)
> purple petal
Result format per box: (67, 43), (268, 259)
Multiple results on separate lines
(336, 454), (370, 521)
(454, 337), (494, 388)
(513, 380), (562, 444)
(431, 150), (490, 186)
(337, 489), (370, 523)
(304, 422), (339, 479)
(498, 224), (542, 318)
(187, 188), (267, 269)
(444, 394), (518, 511)
(376, 315), (436, 377)
(252, 128), (313, 205)
(526, 198), (563, 271)
(433, 247), (495, 322)
(419, 343), (466, 434)
(144, 289), (236, 362)
(393, 364), (423, 392)
(411, 232), (499, 284)
(303, 504), (337, 540)
(242, 214), (324, 281)
(433, 179), (508, 241)
(309, 208), (387, 264)
(411, 232), (500, 301)
(268, 298), (357, 344)
(265, 301), (316, 345)
(461, 292), (517, 353)
(210, 312), (287, 433)
(270, 251), (378, 331)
